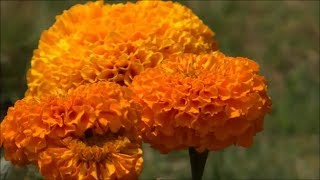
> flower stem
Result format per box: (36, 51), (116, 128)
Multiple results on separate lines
(189, 147), (209, 180)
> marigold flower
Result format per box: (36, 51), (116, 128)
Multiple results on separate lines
(131, 51), (272, 153)
(1, 82), (143, 179)
(26, 0), (217, 97)
(0, 96), (48, 165)
(38, 135), (143, 180)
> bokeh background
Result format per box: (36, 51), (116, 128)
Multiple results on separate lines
(0, 0), (319, 179)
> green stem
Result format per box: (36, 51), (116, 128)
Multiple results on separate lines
(189, 147), (209, 180)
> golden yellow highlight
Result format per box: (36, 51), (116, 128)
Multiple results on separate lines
(26, 1), (217, 97)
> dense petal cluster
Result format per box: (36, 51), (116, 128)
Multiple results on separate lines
(26, 0), (217, 97)
(1, 82), (143, 179)
(38, 136), (143, 180)
(131, 51), (272, 153)
(0, 96), (46, 165)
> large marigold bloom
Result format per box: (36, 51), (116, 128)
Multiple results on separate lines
(131, 51), (272, 153)
(0, 82), (143, 179)
(26, 0), (217, 97)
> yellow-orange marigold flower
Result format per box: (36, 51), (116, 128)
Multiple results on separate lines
(1, 82), (143, 179)
(26, 0), (217, 97)
(131, 51), (272, 153)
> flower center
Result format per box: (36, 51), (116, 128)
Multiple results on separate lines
(64, 130), (131, 162)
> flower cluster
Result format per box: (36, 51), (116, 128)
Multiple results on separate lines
(131, 52), (271, 153)
(1, 82), (143, 179)
(26, 0), (217, 97)
(1, 0), (272, 179)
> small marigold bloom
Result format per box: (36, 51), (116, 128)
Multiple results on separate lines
(38, 135), (143, 180)
(26, 0), (217, 97)
(131, 51), (272, 153)
(1, 82), (143, 179)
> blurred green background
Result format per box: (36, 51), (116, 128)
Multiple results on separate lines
(0, 0), (319, 179)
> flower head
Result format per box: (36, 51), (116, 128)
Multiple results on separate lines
(131, 51), (272, 153)
(26, 0), (217, 97)
(1, 82), (143, 179)
(38, 135), (142, 180)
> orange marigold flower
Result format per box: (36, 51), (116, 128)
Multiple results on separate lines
(0, 96), (49, 165)
(38, 135), (143, 180)
(26, 0), (217, 97)
(1, 82), (143, 179)
(130, 51), (272, 153)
